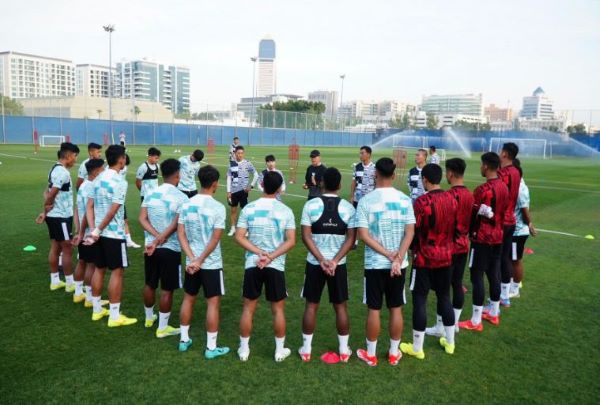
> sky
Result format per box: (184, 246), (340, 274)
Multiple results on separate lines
(1, 0), (599, 112)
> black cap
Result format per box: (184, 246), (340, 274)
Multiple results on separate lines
(310, 149), (320, 158)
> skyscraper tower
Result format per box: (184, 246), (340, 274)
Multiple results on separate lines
(257, 36), (276, 97)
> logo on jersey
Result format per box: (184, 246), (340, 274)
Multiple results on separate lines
(322, 218), (338, 227)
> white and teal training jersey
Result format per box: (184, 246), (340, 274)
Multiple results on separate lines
(78, 158), (90, 180)
(92, 168), (127, 240)
(355, 187), (415, 270)
(76, 179), (94, 235)
(142, 183), (188, 252)
(47, 163), (74, 218)
(301, 195), (356, 265)
(178, 155), (201, 192)
(237, 198), (296, 271)
(514, 179), (531, 237)
(178, 194), (226, 269)
(136, 162), (160, 198)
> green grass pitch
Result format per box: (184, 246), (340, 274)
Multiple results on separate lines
(0, 144), (599, 403)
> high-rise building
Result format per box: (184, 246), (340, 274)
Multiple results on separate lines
(520, 87), (554, 120)
(117, 59), (190, 114)
(236, 93), (302, 122)
(257, 37), (276, 97)
(308, 90), (339, 118)
(76, 64), (119, 98)
(420, 93), (484, 116)
(485, 103), (513, 122)
(0, 51), (75, 98)
(337, 100), (411, 122)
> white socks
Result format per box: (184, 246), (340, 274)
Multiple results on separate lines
(444, 326), (455, 345)
(389, 339), (400, 356)
(144, 306), (154, 321)
(511, 282), (520, 295)
(453, 308), (462, 326)
(338, 334), (349, 354)
(74, 281), (84, 295)
(85, 285), (92, 302)
(239, 336), (250, 351)
(50, 272), (61, 285)
(180, 325), (190, 342)
(109, 303), (120, 321)
(92, 296), (102, 313)
(65, 274), (74, 286)
(366, 339), (377, 357)
(501, 283), (510, 300)
(301, 333), (313, 353)
(489, 301), (500, 317)
(158, 312), (170, 330)
(412, 330), (425, 352)
(472, 305), (483, 325)
(207, 331), (218, 350)
(275, 336), (286, 352)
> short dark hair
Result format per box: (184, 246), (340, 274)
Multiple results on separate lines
(233, 137), (239, 141)
(502, 142), (519, 160)
(263, 171), (283, 194)
(58, 142), (80, 159)
(125, 153), (130, 166)
(198, 165), (220, 189)
(422, 163), (442, 184)
(265, 154), (276, 162)
(148, 147), (161, 157)
(105, 144), (126, 166)
(513, 158), (523, 177)
(445, 158), (466, 177)
(87, 142), (101, 151)
(417, 148), (428, 157)
(85, 158), (104, 174)
(235, 145), (245, 152)
(192, 149), (204, 162)
(360, 145), (372, 155)
(481, 152), (500, 170)
(160, 158), (180, 178)
(375, 157), (396, 178)
(430, 145), (437, 152)
(323, 167), (342, 191)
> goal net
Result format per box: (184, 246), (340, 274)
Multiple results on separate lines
(393, 146), (447, 162)
(40, 135), (66, 148)
(488, 137), (548, 159)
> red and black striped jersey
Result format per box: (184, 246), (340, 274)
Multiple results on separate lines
(498, 165), (521, 226)
(447, 185), (474, 255)
(470, 178), (509, 245)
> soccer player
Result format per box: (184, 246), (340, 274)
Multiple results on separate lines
(136, 147), (161, 203)
(355, 157), (415, 367)
(298, 167), (356, 362)
(36, 142), (80, 291)
(229, 136), (240, 162)
(401, 164), (458, 360)
(407, 149), (427, 201)
(119, 131), (126, 146)
(509, 158), (537, 298)
(426, 158), (473, 336)
(226, 145), (257, 236)
(76, 142), (102, 189)
(139, 158), (188, 338)
(235, 171), (296, 362)
(429, 145), (440, 165)
(177, 165), (230, 359)
(303, 150), (327, 200)
(257, 154), (286, 200)
(86, 144), (137, 327)
(458, 152), (509, 331)
(350, 145), (376, 208)
(178, 149), (204, 198)
(73, 158), (105, 305)
(498, 142), (521, 306)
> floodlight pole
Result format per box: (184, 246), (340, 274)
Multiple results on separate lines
(103, 24), (115, 140)
(250, 57), (257, 128)
(0, 92), (5, 144)
(339, 74), (346, 131)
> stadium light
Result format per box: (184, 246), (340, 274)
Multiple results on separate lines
(103, 24), (115, 140)
(250, 57), (257, 128)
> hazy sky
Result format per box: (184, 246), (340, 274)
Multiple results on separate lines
(1, 0), (599, 111)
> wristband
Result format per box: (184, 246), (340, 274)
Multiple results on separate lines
(91, 227), (101, 237)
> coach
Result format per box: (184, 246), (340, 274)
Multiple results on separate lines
(303, 150), (327, 200)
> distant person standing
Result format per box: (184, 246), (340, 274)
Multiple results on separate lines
(76, 142), (103, 189)
(303, 150), (327, 200)
(178, 149), (205, 198)
(227, 146), (257, 236)
(257, 155), (286, 200)
(407, 149), (427, 202)
(350, 146), (376, 208)
(136, 147), (161, 203)
(119, 131), (126, 146)
(229, 137), (241, 162)
(429, 146), (440, 165)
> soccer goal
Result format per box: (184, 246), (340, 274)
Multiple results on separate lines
(488, 137), (548, 159)
(393, 146), (447, 162)
(40, 135), (66, 148)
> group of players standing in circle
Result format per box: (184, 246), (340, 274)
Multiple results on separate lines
(36, 137), (535, 365)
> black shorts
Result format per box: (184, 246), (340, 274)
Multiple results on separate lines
(181, 190), (197, 199)
(144, 248), (182, 291)
(352, 201), (358, 209)
(301, 262), (348, 304)
(78, 240), (99, 263)
(45, 216), (73, 241)
(512, 235), (529, 261)
(184, 269), (225, 298)
(243, 267), (287, 302)
(363, 269), (406, 310)
(94, 237), (128, 270)
(469, 243), (502, 273)
(409, 266), (452, 295)
(229, 190), (249, 208)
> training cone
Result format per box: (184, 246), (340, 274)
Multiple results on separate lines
(23, 245), (37, 252)
(585, 235), (595, 240)
(524, 248), (534, 255)
(320, 352), (340, 364)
